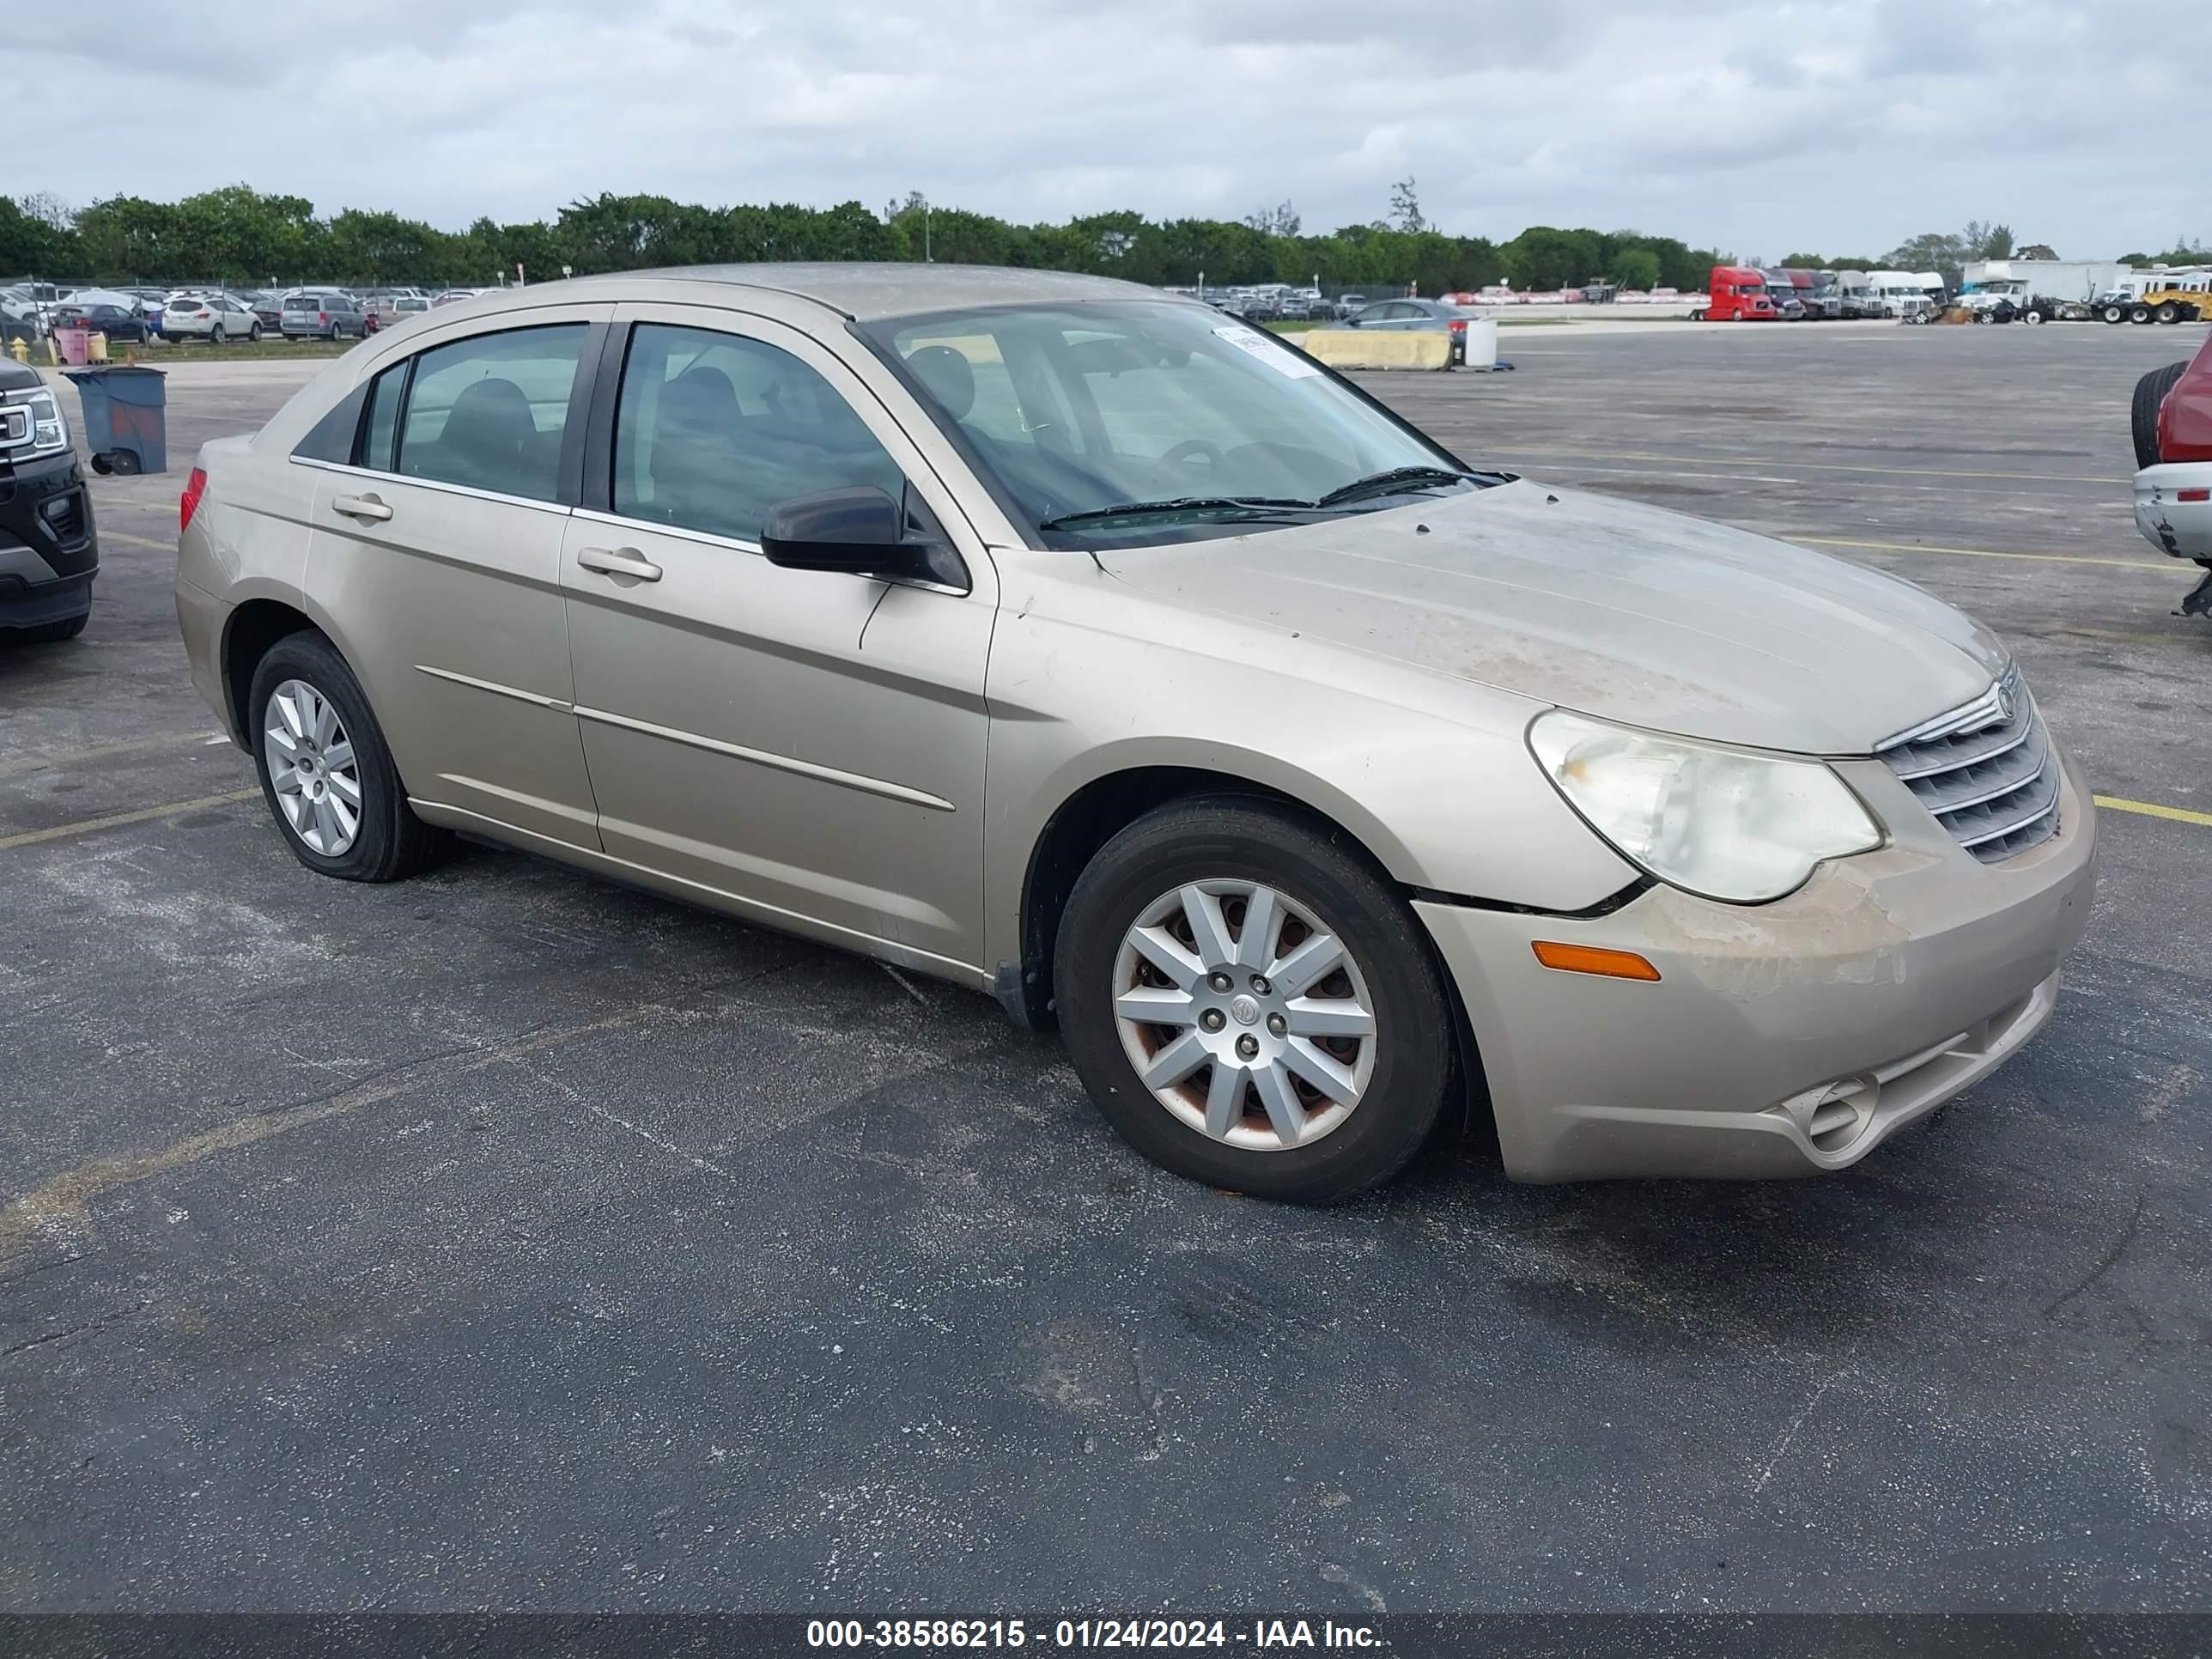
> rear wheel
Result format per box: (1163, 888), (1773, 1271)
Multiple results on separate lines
(2103, 304), (2127, 324)
(2155, 302), (2182, 325)
(209, 324), (226, 344)
(1054, 798), (1457, 1202)
(1688, 308), (1705, 321)
(2021, 307), (2045, 325)
(2130, 305), (2153, 325)
(2134, 360), (2191, 468)
(247, 632), (446, 883)
(246, 322), (261, 342)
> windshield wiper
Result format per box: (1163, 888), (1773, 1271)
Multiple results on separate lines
(1312, 465), (1476, 508)
(1039, 495), (1321, 531)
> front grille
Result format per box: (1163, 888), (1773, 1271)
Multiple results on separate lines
(1876, 666), (2059, 863)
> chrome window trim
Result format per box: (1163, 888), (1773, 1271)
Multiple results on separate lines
(289, 454), (575, 517)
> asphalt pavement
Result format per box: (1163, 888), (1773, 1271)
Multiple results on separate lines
(2, 324), (2207, 1616)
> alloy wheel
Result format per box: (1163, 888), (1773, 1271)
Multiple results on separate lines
(1111, 879), (1377, 1152)
(264, 678), (362, 855)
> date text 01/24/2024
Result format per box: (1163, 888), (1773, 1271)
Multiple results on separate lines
(805, 1619), (1382, 1649)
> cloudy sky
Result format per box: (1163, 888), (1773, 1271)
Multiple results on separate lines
(12, 0), (2195, 259)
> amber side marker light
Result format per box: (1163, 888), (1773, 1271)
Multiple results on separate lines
(1531, 941), (1662, 981)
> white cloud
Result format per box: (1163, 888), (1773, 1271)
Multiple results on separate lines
(9, 0), (2197, 258)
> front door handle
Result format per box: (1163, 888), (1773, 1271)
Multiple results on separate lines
(575, 545), (663, 582)
(333, 492), (392, 522)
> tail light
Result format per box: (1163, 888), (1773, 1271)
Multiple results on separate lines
(1448, 319), (1467, 332)
(319, 312), (328, 324)
(2179, 488), (2210, 503)
(180, 466), (208, 533)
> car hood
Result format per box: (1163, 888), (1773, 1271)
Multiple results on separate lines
(1096, 479), (2008, 754)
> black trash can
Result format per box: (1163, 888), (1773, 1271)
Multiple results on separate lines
(63, 365), (167, 475)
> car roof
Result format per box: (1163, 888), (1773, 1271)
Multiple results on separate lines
(554, 262), (1164, 322)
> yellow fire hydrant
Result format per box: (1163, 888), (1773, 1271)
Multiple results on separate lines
(7, 337), (27, 364)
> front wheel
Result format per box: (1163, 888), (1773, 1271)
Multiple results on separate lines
(246, 322), (261, 342)
(248, 631), (447, 882)
(1054, 798), (1457, 1202)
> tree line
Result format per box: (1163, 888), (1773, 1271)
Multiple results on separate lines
(5, 186), (2195, 298)
(0, 183), (1728, 296)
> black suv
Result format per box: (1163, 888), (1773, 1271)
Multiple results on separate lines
(0, 357), (97, 641)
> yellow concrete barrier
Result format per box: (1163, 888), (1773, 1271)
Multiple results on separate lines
(1297, 329), (1455, 370)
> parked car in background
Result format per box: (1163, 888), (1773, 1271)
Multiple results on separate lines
(1334, 293), (1368, 319)
(1345, 298), (1480, 362)
(281, 289), (367, 339)
(174, 264), (2096, 1201)
(48, 301), (153, 344)
(2130, 335), (2212, 617)
(163, 292), (262, 343)
(430, 289), (482, 307)
(371, 295), (431, 330)
(2, 282), (61, 340)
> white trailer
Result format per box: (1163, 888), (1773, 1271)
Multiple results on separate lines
(1961, 260), (2134, 305)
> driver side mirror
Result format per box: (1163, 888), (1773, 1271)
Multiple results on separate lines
(760, 484), (967, 591)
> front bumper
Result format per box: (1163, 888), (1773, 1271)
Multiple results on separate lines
(0, 449), (97, 627)
(1418, 745), (2099, 1182)
(2133, 461), (2212, 562)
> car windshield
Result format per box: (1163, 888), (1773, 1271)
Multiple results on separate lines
(861, 300), (1482, 548)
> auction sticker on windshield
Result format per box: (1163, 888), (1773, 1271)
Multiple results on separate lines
(1213, 324), (1321, 377)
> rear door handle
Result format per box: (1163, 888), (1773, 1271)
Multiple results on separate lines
(575, 545), (663, 582)
(332, 493), (392, 522)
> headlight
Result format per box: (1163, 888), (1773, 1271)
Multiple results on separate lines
(3, 387), (69, 459)
(1528, 709), (1882, 903)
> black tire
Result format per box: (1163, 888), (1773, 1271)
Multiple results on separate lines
(246, 631), (446, 883)
(9, 608), (88, 643)
(246, 322), (261, 342)
(210, 324), (226, 344)
(2103, 304), (2127, 324)
(1688, 308), (1705, 321)
(2134, 361), (2190, 469)
(1054, 797), (1458, 1203)
(2130, 306), (2153, 325)
(2155, 302), (2182, 325)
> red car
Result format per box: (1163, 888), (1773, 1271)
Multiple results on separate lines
(2130, 331), (2212, 617)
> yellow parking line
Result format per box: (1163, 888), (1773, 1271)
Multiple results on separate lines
(98, 529), (175, 552)
(2094, 794), (2212, 828)
(0, 787), (260, 852)
(1788, 535), (2172, 572)
(1489, 445), (2123, 484)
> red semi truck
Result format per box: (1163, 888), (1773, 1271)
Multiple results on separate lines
(1687, 267), (1778, 322)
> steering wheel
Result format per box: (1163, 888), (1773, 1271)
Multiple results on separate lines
(1158, 438), (1225, 471)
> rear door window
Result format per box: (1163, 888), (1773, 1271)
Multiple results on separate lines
(396, 323), (588, 502)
